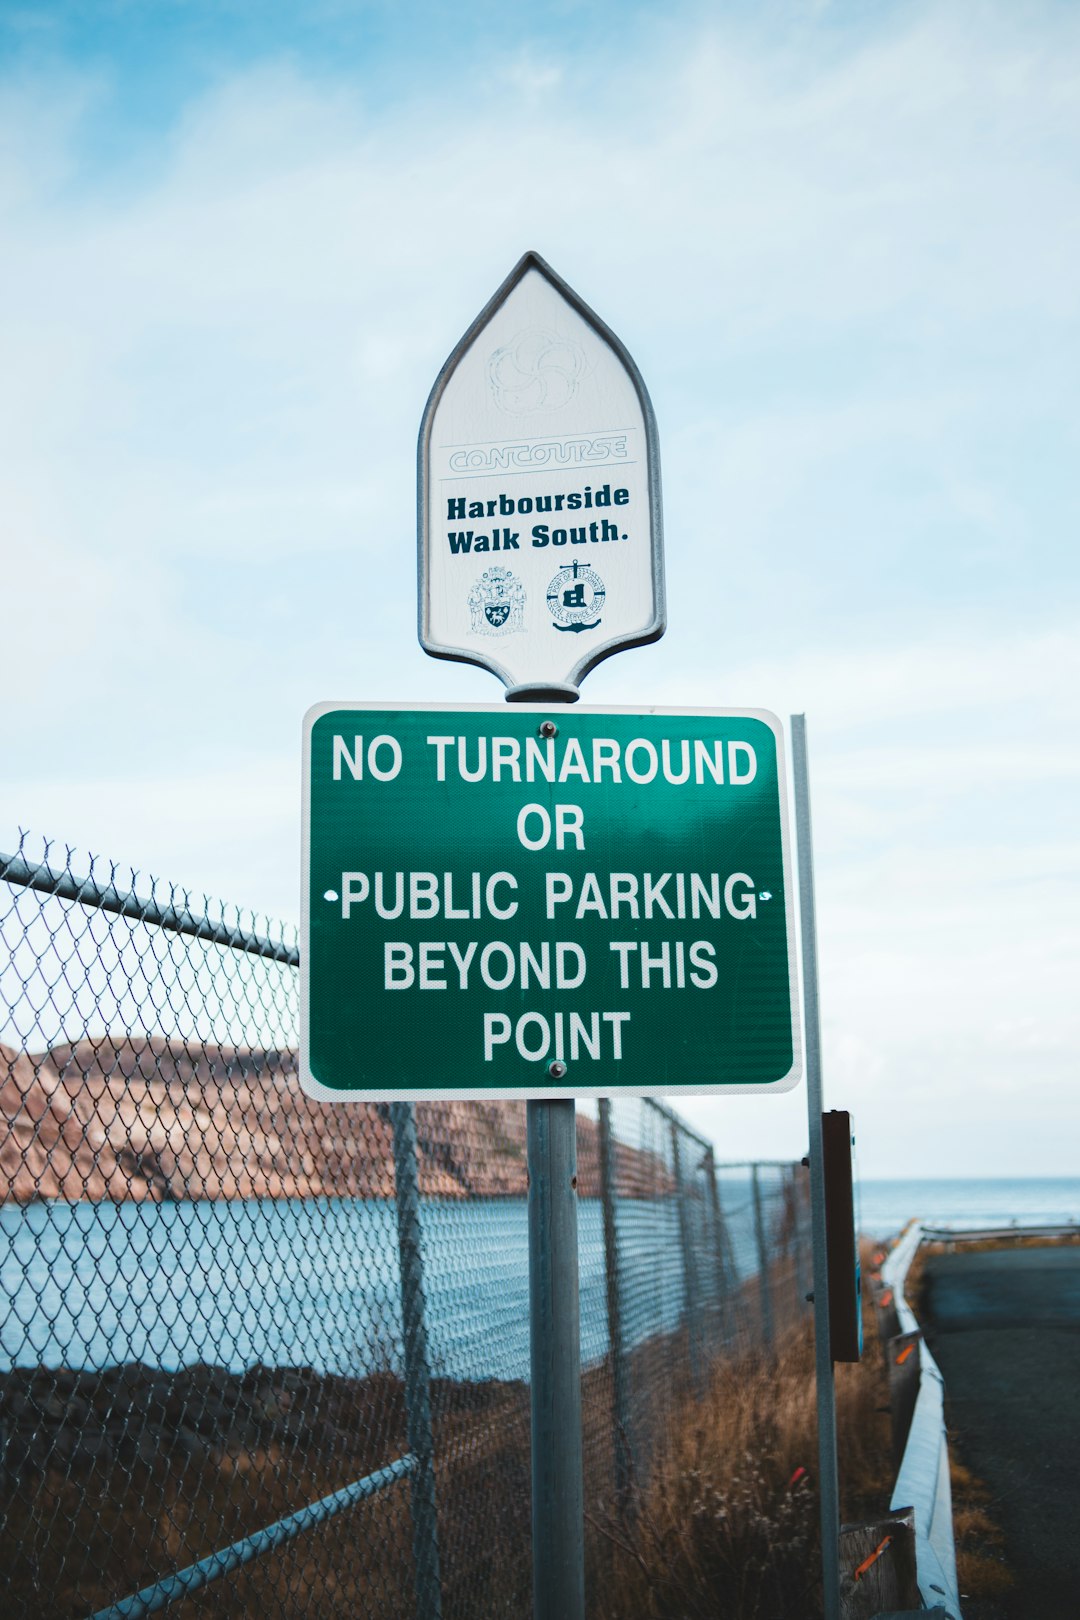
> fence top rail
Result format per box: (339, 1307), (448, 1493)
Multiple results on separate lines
(713, 1159), (798, 1170)
(639, 1094), (714, 1154)
(0, 848), (299, 968)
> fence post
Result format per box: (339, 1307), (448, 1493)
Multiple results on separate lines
(390, 1102), (443, 1620)
(670, 1119), (702, 1394)
(794, 1161), (813, 1317)
(786, 1166), (809, 1328)
(751, 1164), (775, 1349)
(598, 1098), (632, 1511)
(704, 1147), (732, 1352)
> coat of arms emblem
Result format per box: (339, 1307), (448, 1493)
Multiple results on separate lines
(468, 567), (526, 637)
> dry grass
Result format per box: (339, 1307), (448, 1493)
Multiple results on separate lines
(591, 1326), (822, 1620)
(588, 1304), (898, 1620)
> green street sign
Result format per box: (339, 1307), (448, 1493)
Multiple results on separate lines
(301, 704), (801, 1100)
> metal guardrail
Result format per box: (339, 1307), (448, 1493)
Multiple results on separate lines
(880, 1224), (961, 1620)
(920, 1223), (1079, 1244)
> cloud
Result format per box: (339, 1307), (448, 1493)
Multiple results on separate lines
(1, 2), (1078, 1175)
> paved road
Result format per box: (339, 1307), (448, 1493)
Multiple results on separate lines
(920, 1247), (1080, 1619)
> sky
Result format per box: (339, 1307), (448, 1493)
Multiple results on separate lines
(1, 0), (1078, 1177)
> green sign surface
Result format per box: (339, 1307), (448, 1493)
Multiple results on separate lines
(301, 704), (801, 1099)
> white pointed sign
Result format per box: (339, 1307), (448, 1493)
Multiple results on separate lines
(418, 252), (665, 699)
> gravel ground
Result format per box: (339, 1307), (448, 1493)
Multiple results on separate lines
(920, 1246), (1080, 1620)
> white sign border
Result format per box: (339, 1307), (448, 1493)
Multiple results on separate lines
(301, 702), (803, 1103)
(416, 252), (667, 699)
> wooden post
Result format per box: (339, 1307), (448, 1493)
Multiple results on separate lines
(838, 1507), (919, 1619)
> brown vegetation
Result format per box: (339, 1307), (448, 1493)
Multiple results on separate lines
(587, 1299), (894, 1620)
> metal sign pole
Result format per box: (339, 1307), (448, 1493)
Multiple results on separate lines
(527, 1096), (585, 1620)
(791, 714), (841, 1620)
(515, 689), (586, 1620)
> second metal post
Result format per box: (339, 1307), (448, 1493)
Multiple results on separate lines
(791, 713), (841, 1620)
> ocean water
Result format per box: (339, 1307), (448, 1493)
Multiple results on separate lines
(858, 1176), (1080, 1240)
(4, 1178), (1074, 1378)
(0, 1187), (769, 1380)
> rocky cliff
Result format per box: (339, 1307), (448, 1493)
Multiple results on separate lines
(0, 1038), (658, 1203)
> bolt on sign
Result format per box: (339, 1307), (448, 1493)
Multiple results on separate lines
(418, 251), (665, 700)
(300, 703), (801, 1100)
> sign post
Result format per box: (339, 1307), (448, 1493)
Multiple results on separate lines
(302, 254), (807, 1620)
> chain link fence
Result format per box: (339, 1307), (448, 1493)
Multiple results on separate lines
(1, 833), (811, 1620)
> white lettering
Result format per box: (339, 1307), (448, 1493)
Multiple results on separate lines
(333, 736), (364, 781)
(483, 1013), (512, 1061)
(443, 872), (470, 920)
(661, 739), (690, 784)
(555, 803), (585, 851)
(609, 941), (636, 989)
(643, 873), (673, 920)
(592, 738), (621, 782)
(375, 871), (404, 919)
(556, 942), (586, 989)
(576, 872), (607, 919)
(546, 872), (573, 917)
(447, 940), (477, 988)
(724, 872), (757, 919)
(341, 872), (369, 919)
(491, 737), (521, 782)
(480, 941), (515, 990)
(690, 874), (722, 919)
(694, 740), (724, 785)
(520, 942), (551, 990)
(419, 942), (446, 988)
(558, 737), (590, 782)
(728, 741), (757, 785)
(689, 941), (718, 989)
(517, 803), (551, 850)
(602, 1011), (631, 1059)
(486, 872), (519, 919)
(525, 736), (555, 782)
(624, 739), (658, 784)
(458, 736), (487, 782)
(426, 735), (454, 781)
(385, 943), (413, 988)
(609, 873), (639, 919)
(410, 872), (439, 918)
(367, 734), (402, 781)
(640, 941), (671, 988)
(515, 1012), (551, 1061)
(570, 1012), (600, 1060)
